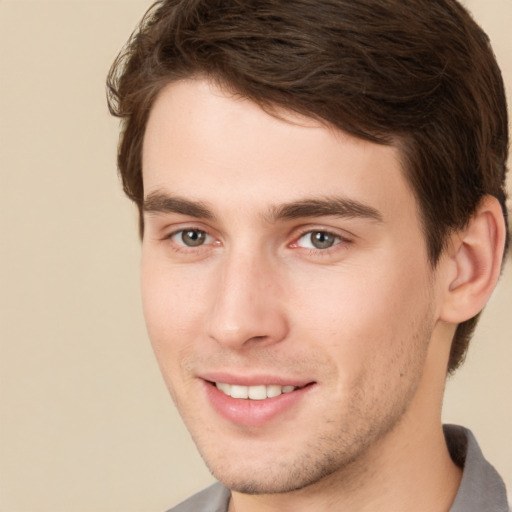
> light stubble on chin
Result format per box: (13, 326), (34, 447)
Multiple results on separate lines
(176, 307), (435, 496)
(202, 356), (430, 497)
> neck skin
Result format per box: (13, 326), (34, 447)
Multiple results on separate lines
(228, 322), (462, 512)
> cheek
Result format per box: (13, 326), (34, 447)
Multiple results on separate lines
(290, 259), (432, 370)
(140, 256), (206, 361)
(292, 266), (402, 335)
(140, 260), (213, 410)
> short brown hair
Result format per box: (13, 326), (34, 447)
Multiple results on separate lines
(107, 0), (509, 373)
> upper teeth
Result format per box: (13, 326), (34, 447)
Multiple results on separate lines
(215, 382), (297, 400)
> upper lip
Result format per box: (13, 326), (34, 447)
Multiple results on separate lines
(200, 371), (315, 387)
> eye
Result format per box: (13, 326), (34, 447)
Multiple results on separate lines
(170, 229), (213, 247)
(296, 230), (341, 250)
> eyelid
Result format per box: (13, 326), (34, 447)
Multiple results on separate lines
(160, 221), (216, 240)
(296, 231), (341, 248)
(291, 225), (354, 243)
(160, 223), (221, 254)
(168, 228), (214, 246)
(288, 226), (354, 255)
(157, 222), (353, 255)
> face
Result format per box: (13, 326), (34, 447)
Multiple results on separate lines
(141, 79), (446, 495)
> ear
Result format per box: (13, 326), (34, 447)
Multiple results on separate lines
(439, 195), (507, 324)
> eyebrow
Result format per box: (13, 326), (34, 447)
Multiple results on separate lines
(143, 192), (383, 224)
(143, 192), (216, 220)
(266, 197), (383, 223)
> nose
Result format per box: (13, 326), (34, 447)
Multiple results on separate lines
(206, 250), (289, 349)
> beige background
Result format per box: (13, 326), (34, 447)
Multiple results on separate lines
(0, 0), (510, 511)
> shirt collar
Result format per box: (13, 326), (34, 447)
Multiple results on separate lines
(445, 424), (509, 512)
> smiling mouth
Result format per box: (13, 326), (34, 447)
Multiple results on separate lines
(213, 382), (307, 400)
(205, 380), (316, 425)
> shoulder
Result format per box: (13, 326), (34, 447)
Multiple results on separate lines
(166, 482), (231, 512)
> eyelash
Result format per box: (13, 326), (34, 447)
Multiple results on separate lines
(164, 228), (216, 254)
(162, 226), (352, 256)
(291, 228), (352, 255)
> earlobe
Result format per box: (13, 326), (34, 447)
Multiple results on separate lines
(440, 196), (506, 324)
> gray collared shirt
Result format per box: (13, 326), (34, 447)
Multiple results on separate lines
(445, 425), (509, 511)
(168, 425), (509, 512)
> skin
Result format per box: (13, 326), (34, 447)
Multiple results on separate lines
(141, 79), (465, 511)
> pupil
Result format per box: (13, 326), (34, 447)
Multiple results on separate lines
(182, 230), (205, 246)
(311, 232), (334, 249)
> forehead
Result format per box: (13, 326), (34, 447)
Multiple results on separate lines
(142, 79), (417, 222)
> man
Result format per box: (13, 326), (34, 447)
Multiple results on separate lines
(107, 0), (509, 510)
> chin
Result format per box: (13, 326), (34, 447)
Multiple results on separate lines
(210, 468), (327, 496)
(197, 440), (358, 496)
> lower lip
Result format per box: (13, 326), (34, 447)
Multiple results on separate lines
(203, 381), (314, 427)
